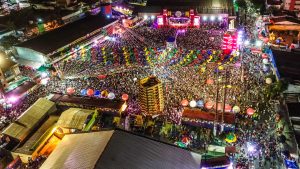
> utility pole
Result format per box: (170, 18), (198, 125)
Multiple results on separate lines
(213, 65), (219, 136)
(221, 67), (229, 133)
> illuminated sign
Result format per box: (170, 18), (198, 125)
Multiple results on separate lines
(157, 16), (164, 25)
(194, 16), (200, 26)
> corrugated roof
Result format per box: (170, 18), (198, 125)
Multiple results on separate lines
(57, 108), (94, 129)
(40, 130), (202, 169)
(2, 98), (56, 142)
(16, 14), (117, 55)
(95, 130), (202, 169)
(271, 48), (300, 84)
(40, 131), (114, 169)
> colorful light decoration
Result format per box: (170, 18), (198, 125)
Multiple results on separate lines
(157, 16), (164, 26)
(246, 108), (255, 116)
(225, 133), (237, 143)
(194, 16), (200, 27)
(108, 92), (115, 100)
(87, 89), (94, 96)
(181, 136), (191, 145)
(189, 100), (197, 108)
(101, 90), (109, 97)
(225, 104), (232, 112)
(206, 79), (214, 85)
(40, 78), (49, 85)
(218, 16), (222, 21)
(232, 106), (240, 113)
(67, 87), (75, 95)
(94, 90), (101, 97)
(122, 93), (129, 101)
(8, 96), (18, 103)
(181, 99), (189, 107)
(81, 89), (87, 96)
(222, 33), (237, 52)
(262, 53), (268, 59)
(205, 101), (214, 109)
(266, 78), (272, 84)
(197, 100), (204, 108)
(262, 58), (269, 64)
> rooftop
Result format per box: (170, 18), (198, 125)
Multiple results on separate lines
(271, 48), (300, 84)
(57, 108), (94, 130)
(182, 108), (235, 124)
(140, 76), (161, 87)
(270, 16), (300, 25)
(50, 94), (125, 110)
(41, 130), (202, 169)
(0, 51), (16, 73)
(16, 14), (117, 55)
(134, 0), (234, 14)
(287, 103), (300, 148)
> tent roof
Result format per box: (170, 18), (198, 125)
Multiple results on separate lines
(15, 14), (117, 55)
(57, 108), (94, 129)
(40, 130), (202, 169)
(182, 108), (235, 124)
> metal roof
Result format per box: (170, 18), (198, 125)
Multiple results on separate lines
(271, 48), (300, 84)
(16, 14), (117, 55)
(2, 98), (56, 142)
(40, 130), (202, 169)
(57, 108), (94, 130)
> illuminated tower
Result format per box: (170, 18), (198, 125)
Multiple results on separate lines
(139, 76), (164, 115)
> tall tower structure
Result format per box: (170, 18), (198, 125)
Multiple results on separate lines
(139, 76), (164, 115)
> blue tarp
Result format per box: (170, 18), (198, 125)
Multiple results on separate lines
(285, 159), (299, 169)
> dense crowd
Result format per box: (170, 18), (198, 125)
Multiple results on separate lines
(0, 16), (288, 168)
(0, 85), (48, 130)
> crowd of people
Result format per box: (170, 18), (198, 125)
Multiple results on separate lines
(0, 15), (287, 168)
(0, 85), (48, 130)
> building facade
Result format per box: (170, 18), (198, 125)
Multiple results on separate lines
(139, 76), (164, 115)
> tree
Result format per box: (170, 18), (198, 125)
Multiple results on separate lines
(250, 0), (263, 9)
(0, 35), (20, 49)
(249, 0), (267, 14)
(235, 0), (247, 10)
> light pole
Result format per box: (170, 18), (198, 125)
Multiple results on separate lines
(213, 65), (219, 136)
